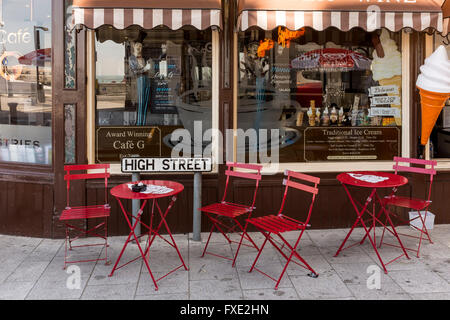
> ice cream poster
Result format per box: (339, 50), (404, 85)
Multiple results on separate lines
(371, 29), (402, 126)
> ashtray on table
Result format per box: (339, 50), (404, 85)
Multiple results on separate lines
(131, 183), (147, 193)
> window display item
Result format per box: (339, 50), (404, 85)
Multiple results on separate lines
(307, 107), (315, 126)
(330, 106), (338, 125)
(416, 45), (450, 145)
(322, 107), (330, 126)
(371, 29), (402, 126)
(338, 107), (344, 126)
(296, 111), (304, 126)
(292, 48), (371, 72)
(315, 108), (321, 126)
(129, 40), (153, 126)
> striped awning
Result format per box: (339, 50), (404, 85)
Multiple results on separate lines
(443, 0), (450, 36)
(71, 0), (222, 30)
(238, 0), (444, 33)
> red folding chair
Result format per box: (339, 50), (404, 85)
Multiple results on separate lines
(246, 170), (320, 290)
(60, 164), (111, 269)
(200, 162), (262, 266)
(380, 157), (437, 257)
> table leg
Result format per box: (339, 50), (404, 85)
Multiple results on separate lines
(335, 185), (376, 256)
(335, 186), (389, 273)
(154, 198), (188, 271)
(374, 192), (410, 260)
(109, 198), (160, 290)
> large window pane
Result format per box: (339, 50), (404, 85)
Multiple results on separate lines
(430, 35), (450, 158)
(0, 0), (52, 165)
(95, 26), (213, 163)
(238, 27), (402, 163)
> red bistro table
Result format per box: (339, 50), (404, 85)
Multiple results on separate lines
(109, 180), (188, 290)
(335, 171), (410, 273)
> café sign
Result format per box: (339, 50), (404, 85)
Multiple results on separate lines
(96, 126), (161, 163)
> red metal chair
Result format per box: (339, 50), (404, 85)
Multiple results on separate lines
(246, 170), (320, 290)
(60, 164), (111, 269)
(200, 162), (262, 266)
(380, 157), (437, 257)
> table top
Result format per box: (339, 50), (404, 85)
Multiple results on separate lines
(110, 180), (184, 200)
(337, 171), (408, 188)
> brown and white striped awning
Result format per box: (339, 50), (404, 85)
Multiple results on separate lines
(71, 0), (222, 30)
(443, 0), (450, 36)
(238, 0), (444, 33)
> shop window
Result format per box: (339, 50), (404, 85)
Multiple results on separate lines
(94, 26), (213, 163)
(429, 35), (450, 159)
(238, 27), (402, 163)
(0, 0), (52, 165)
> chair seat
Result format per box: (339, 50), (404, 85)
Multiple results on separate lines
(383, 195), (430, 211)
(247, 215), (307, 234)
(60, 205), (111, 221)
(200, 202), (251, 218)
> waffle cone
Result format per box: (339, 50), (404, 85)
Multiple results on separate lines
(419, 87), (450, 145)
(379, 76), (402, 126)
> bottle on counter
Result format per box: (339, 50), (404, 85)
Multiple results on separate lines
(307, 107), (315, 126)
(315, 108), (321, 126)
(330, 106), (338, 125)
(338, 107), (344, 126)
(322, 106), (330, 126)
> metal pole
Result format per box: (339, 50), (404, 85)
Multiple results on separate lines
(192, 171), (202, 241)
(132, 172), (141, 237)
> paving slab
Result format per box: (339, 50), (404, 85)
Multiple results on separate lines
(189, 278), (243, 300)
(290, 271), (354, 300)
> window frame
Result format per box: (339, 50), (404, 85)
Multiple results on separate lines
(86, 28), (221, 175)
(232, 29), (411, 174)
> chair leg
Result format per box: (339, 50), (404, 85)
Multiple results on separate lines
(64, 225), (69, 270)
(201, 224), (215, 258)
(232, 219), (255, 267)
(249, 232), (270, 272)
(104, 217), (110, 265)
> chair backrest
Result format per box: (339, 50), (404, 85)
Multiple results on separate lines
(222, 162), (263, 209)
(64, 164), (110, 207)
(392, 156), (437, 202)
(278, 170), (320, 225)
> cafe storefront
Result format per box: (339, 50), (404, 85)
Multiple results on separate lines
(0, 0), (449, 238)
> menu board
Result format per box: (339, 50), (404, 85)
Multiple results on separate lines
(304, 127), (400, 161)
(150, 78), (179, 114)
(96, 126), (161, 163)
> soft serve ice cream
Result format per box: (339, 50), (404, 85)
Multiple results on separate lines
(371, 30), (402, 81)
(371, 29), (403, 126)
(416, 45), (450, 145)
(416, 45), (450, 94)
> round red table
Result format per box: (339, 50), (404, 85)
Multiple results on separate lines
(109, 180), (187, 291)
(335, 172), (410, 273)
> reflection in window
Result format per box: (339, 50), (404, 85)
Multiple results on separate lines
(0, 0), (52, 165)
(95, 26), (213, 163)
(238, 27), (402, 163)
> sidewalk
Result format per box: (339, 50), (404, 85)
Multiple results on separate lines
(1, 225), (450, 300)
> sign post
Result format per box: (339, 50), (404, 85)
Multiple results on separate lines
(131, 172), (141, 237)
(121, 157), (212, 242)
(192, 171), (202, 241)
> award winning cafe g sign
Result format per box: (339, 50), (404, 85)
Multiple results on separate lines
(96, 127), (162, 163)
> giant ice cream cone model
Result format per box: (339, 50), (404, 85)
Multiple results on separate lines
(371, 30), (403, 126)
(416, 45), (450, 145)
